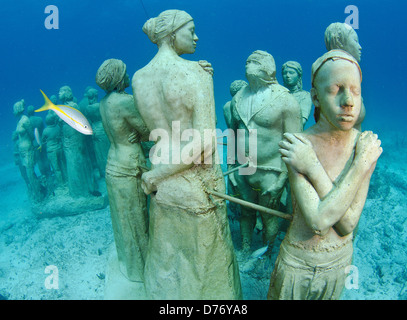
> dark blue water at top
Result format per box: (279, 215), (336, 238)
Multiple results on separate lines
(1, 0), (406, 162)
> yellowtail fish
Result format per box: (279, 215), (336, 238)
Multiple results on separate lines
(35, 90), (93, 135)
(34, 127), (42, 151)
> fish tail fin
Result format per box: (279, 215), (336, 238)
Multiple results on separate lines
(37, 145), (42, 152)
(35, 90), (55, 112)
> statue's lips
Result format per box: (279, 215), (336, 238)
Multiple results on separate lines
(337, 114), (354, 122)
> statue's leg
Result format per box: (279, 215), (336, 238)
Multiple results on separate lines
(234, 175), (258, 253)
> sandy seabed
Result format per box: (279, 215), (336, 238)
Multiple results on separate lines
(0, 130), (406, 300)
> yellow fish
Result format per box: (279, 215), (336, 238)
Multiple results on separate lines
(35, 90), (93, 135)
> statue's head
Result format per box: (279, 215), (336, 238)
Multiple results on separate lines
(143, 10), (197, 55)
(85, 88), (99, 103)
(45, 110), (57, 126)
(13, 99), (25, 117)
(324, 22), (362, 62)
(245, 50), (277, 86)
(311, 50), (362, 127)
(58, 86), (74, 102)
(282, 61), (303, 91)
(50, 95), (58, 104)
(26, 105), (35, 116)
(96, 59), (129, 93)
(229, 80), (248, 97)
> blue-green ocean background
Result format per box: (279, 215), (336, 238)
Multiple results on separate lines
(1, 0), (407, 300)
(1, 0), (406, 139)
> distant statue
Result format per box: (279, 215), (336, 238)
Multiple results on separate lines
(58, 85), (96, 197)
(230, 50), (302, 255)
(324, 22), (365, 130)
(12, 130), (29, 187)
(223, 80), (248, 129)
(84, 88), (110, 178)
(132, 9), (242, 299)
(282, 61), (312, 127)
(13, 99), (44, 203)
(27, 104), (51, 189)
(42, 111), (66, 186)
(268, 50), (382, 300)
(96, 58), (150, 282)
(223, 80), (248, 218)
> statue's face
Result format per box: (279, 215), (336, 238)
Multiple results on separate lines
(282, 67), (299, 87)
(313, 60), (361, 131)
(245, 56), (267, 83)
(344, 31), (362, 62)
(58, 87), (70, 101)
(173, 21), (198, 55)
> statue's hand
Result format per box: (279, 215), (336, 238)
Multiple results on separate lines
(198, 60), (214, 76)
(279, 133), (318, 176)
(141, 171), (157, 195)
(128, 131), (140, 144)
(355, 131), (382, 170)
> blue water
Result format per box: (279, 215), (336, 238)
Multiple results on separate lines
(1, 0), (406, 300)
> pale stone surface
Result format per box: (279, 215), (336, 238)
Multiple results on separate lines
(229, 50), (302, 254)
(132, 9), (242, 300)
(269, 50), (382, 300)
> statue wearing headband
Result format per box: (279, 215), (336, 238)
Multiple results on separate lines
(269, 50), (382, 300)
(229, 50), (302, 256)
(324, 22), (365, 130)
(96, 59), (150, 296)
(282, 61), (312, 127)
(132, 10), (242, 299)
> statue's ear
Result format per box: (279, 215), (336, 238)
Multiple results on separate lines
(310, 87), (320, 108)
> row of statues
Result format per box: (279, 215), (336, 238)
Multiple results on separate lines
(12, 85), (110, 204)
(12, 10), (381, 300)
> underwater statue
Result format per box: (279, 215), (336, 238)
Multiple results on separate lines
(12, 130), (29, 187)
(27, 104), (51, 191)
(268, 50), (382, 300)
(223, 80), (248, 218)
(42, 111), (66, 186)
(13, 99), (44, 203)
(84, 88), (110, 179)
(282, 61), (312, 127)
(324, 22), (365, 130)
(96, 58), (150, 283)
(132, 9), (242, 299)
(229, 50), (302, 255)
(58, 85), (96, 197)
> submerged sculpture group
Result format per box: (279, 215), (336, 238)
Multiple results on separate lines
(13, 10), (382, 300)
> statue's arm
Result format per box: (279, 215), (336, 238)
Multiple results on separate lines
(287, 132), (381, 236)
(124, 96), (150, 142)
